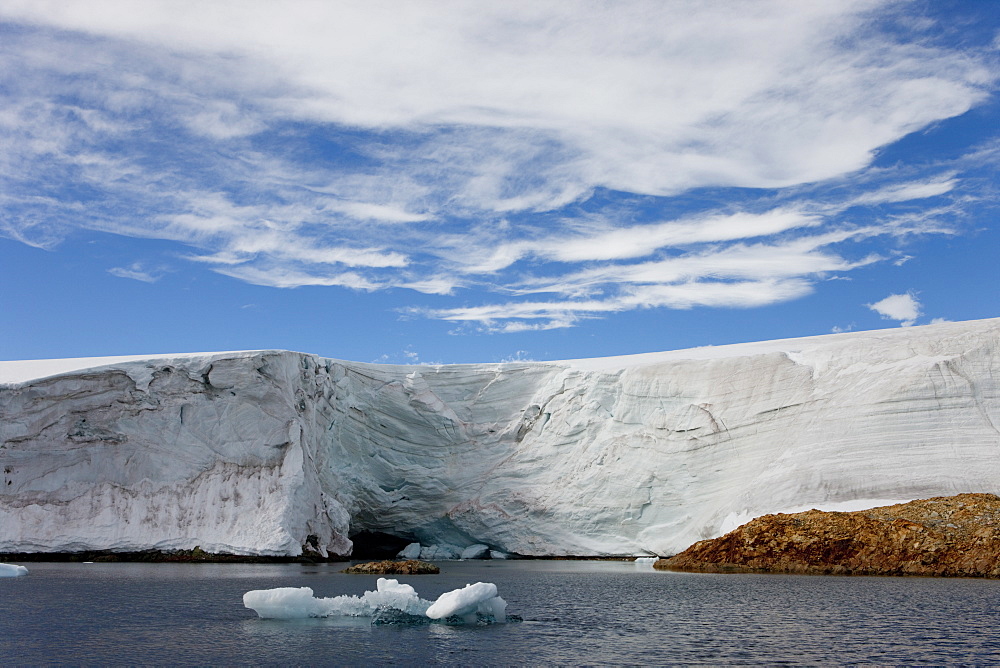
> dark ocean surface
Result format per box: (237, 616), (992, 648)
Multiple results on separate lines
(3, 560), (999, 665)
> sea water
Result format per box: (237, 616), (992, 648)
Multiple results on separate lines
(2, 560), (1000, 664)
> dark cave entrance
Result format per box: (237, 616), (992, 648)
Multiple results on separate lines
(348, 531), (414, 559)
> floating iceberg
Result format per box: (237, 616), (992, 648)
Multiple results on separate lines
(243, 578), (430, 620)
(241, 586), (329, 620)
(243, 578), (510, 625)
(425, 582), (507, 622)
(0, 563), (28, 577)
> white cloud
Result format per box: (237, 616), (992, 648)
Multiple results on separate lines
(421, 277), (816, 331)
(107, 261), (163, 283)
(868, 292), (922, 327)
(0, 2), (995, 329)
(324, 200), (430, 224)
(458, 209), (822, 273)
(509, 231), (881, 302)
(371, 346), (441, 365)
(213, 265), (382, 290)
(2, 1), (991, 202)
(845, 175), (958, 206)
(499, 350), (534, 363)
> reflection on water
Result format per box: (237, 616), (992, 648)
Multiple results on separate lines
(2, 560), (999, 664)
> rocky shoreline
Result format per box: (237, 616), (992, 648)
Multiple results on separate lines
(655, 493), (1000, 577)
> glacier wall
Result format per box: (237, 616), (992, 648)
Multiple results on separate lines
(1, 318), (999, 557)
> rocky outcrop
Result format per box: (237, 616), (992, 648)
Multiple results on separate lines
(341, 559), (440, 574)
(655, 493), (1000, 577)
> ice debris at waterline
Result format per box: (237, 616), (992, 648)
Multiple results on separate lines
(242, 578), (514, 625)
(395, 541), (505, 561)
(0, 563), (28, 577)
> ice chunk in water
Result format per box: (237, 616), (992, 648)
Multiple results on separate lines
(244, 578), (510, 625)
(425, 582), (507, 622)
(397, 542), (422, 559)
(357, 578), (430, 616)
(0, 563), (28, 577)
(460, 544), (490, 560)
(244, 578), (432, 619)
(242, 587), (327, 619)
(420, 543), (462, 560)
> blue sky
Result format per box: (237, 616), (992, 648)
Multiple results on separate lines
(1, 0), (998, 364)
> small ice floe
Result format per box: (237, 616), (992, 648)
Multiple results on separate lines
(0, 563), (28, 577)
(243, 578), (428, 620)
(633, 556), (658, 567)
(397, 542), (422, 559)
(244, 578), (514, 626)
(425, 582), (507, 623)
(460, 544), (490, 560)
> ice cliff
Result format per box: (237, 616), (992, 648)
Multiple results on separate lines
(1, 318), (998, 557)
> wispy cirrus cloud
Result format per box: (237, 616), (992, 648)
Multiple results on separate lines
(453, 209), (824, 274)
(107, 261), (165, 283)
(0, 1), (996, 332)
(844, 175), (959, 207)
(420, 229), (880, 331)
(420, 277), (817, 334)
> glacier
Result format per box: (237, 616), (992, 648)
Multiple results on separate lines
(1, 318), (998, 557)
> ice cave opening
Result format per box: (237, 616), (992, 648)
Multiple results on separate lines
(348, 531), (416, 559)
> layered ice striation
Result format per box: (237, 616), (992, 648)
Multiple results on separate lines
(2, 318), (999, 557)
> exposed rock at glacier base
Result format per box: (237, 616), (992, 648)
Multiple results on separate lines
(341, 559), (440, 575)
(1, 318), (999, 558)
(655, 493), (1000, 577)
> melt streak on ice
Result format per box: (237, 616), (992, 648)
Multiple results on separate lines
(1, 319), (998, 557)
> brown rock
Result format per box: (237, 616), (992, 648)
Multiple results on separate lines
(341, 559), (440, 574)
(655, 493), (1000, 577)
